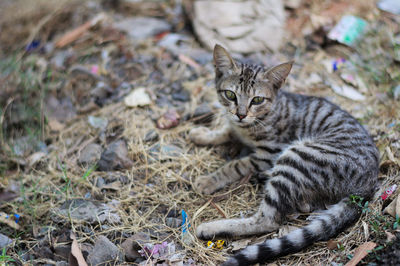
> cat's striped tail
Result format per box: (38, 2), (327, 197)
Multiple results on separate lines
(222, 199), (361, 266)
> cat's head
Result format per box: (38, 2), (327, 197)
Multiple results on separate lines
(213, 44), (293, 125)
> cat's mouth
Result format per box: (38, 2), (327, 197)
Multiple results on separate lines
(231, 115), (254, 126)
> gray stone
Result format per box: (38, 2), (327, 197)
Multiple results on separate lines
(55, 262), (68, 266)
(87, 235), (124, 266)
(53, 199), (120, 224)
(78, 143), (102, 166)
(148, 144), (183, 161)
(172, 90), (190, 102)
(0, 233), (12, 249)
(45, 95), (77, 123)
(97, 140), (133, 171)
(114, 17), (171, 40)
(144, 130), (159, 143)
(166, 217), (182, 228)
(393, 85), (400, 100)
(121, 232), (150, 262)
(50, 49), (74, 69)
(88, 116), (108, 130)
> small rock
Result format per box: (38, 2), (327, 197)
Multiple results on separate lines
(393, 85), (400, 100)
(45, 95), (77, 123)
(95, 177), (106, 188)
(78, 143), (102, 166)
(124, 88), (152, 107)
(166, 217), (182, 228)
(55, 262), (68, 266)
(97, 140), (133, 171)
(88, 116), (108, 130)
(148, 144), (183, 161)
(53, 199), (120, 224)
(121, 232), (150, 262)
(12, 136), (47, 157)
(87, 235), (124, 266)
(0, 233), (12, 249)
(172, 90), (190, 102)
(144, 130), (159, 143)
(114, 17), (171, 40)
(156, 109), (180, 129)
(54, 245), (70, 260)
(50, 49), (75, 69)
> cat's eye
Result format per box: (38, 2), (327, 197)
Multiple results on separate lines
(251, 97), (265, 105)
(224, 90), (236, 101)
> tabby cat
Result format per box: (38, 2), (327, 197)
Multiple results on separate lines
(189, 44), (380, 266)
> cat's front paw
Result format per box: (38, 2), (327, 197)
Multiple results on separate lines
(189, 127), (211, 145)
(194, 175), (217, 195)
(196, 222), (216, 239)
(196, 220), (228, 239)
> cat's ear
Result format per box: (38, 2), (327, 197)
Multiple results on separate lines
(263, 61), (294, 90)
(213, 44), (238, 78)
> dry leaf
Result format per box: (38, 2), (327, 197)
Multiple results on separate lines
(327, 239), (340, 250)
(69, 232), (88, 266)
(27, 151), (46, 167)
(385, 231), (396, 242)
(56, 14), (106, 48)
(384, 194), (400, 218)
(100, 181), (123, 191)
(345, 241), (376, 266)
(0, 212), (21, 230)
(178, 54), (202, 71)
(48, 118), (65, 132)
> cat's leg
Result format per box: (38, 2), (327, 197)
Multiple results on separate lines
(196, 168), (302, 238)
(194, 153), (273, 195)
(196, 195), (280, 239)
(189, 124), (231, 146)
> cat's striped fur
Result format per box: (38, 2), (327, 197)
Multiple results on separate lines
(189, 45), (380, 265)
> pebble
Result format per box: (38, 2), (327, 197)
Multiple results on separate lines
(121, 232), (150, 262)
(88, 116), (108, 130)
(144, 130), (159, 143)
(156, 109), (180, 129)
(124, 87), (152, 107)
(87, 235), (124, 266)
(166, 217), (183, 228)
(393, 85), (400, 100)
(97, 139), (133, 171)
(53, 199), (121, 224)
(78, 143), (102, 166)
(172, 89), (190, 102)
(114, 17), (171, 40)
(0, 233), (12, 249)
(149, 144), (183, 161)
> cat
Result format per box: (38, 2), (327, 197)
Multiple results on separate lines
(189, 44), (380, 266)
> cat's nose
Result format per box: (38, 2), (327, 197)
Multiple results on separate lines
(237, 114), (247, 121)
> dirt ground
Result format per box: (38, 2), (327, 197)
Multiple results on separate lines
(0, 0), (400, 265)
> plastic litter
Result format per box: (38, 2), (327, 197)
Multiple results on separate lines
(328, 15), (368, 46)
(381, 184), (397, 200)
(377, 0), (400, 15)
(207, 240), (224, 250)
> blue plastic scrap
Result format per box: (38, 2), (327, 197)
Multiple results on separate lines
(181, 209), (190, 233)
